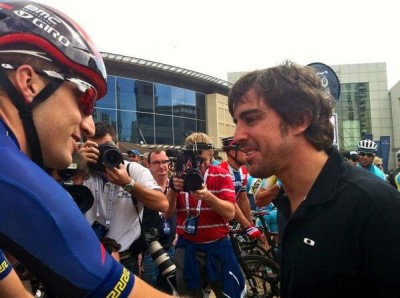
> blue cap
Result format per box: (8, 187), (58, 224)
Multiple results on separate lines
(128, 149), (140, 156)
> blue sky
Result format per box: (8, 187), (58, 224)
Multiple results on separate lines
(39, 0), (399, 87)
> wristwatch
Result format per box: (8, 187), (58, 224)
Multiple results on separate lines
(123, 179), (135, 192)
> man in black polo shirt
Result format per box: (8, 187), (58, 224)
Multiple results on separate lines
(228, 61), (400, 298)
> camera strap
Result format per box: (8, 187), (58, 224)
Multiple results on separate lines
(105, 185), (116, 226)
(126, 162), (143, 227)
(184, 192), (202, 215)
(94, 175), (116, 227)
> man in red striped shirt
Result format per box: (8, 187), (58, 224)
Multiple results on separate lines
(165, 132), (245, 298)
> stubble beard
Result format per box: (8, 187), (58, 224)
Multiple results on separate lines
(247, 158), (274, 180)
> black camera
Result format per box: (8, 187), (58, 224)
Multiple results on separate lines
(58, 163), (94, 214)
(166, 142), (213, 192)
(145, 228), (177, 292)
(89, 141), (124, 172)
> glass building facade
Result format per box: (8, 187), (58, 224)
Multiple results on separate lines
(330, 62), (392, 156)
(93, 75), (206, 145)
(334, 82), (371, 151)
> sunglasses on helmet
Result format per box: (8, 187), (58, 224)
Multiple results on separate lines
(1, 63), (97, 115)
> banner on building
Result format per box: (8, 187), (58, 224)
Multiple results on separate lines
(379, 136), (390, 172)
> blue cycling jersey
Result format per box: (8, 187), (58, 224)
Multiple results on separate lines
(0, 251), (12, 280)
(0, 120), (134, 297)
(357, 163), (386, 181)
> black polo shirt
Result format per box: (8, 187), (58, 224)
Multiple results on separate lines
(274, 148), (400, 298)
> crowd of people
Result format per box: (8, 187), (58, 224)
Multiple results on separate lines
(1, 1), (400, 298)
(343, 139), (400, 186)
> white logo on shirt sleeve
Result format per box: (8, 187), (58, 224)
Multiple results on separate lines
(304, 238), (315, 246)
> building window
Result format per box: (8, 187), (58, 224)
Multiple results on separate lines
(94, 75), (207, 145)
(335, 82), (371, 150)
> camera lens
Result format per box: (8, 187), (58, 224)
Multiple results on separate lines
(148, 241), (176, 277)
(89, 143), (123, 172)
(65, 185), (94, 213)
(103, 148), (123, 168)
(184, 169), (203, 192)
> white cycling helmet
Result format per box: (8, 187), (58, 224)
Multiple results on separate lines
(396, 150), (400, 159)
(357, 139), (378, 154)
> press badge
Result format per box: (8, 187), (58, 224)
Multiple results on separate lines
(163, 219), (171, 235)
(184, 216), (198, 235)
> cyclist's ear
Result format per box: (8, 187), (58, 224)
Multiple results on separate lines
(12, 65), (39, 104)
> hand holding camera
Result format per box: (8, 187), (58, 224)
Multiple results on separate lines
(80, 140), (130, 187)
(80, 140), (124, 172)
(168, 176), (185, 192)
(79, 140), (101, 165)
(189, 184), (209, 201)
(104, 164), (132, 189)
(166, 143), (213, 192)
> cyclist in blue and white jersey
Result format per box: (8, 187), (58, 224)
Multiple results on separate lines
(0, 1), (171, 297)
(357, 139), (386, 181)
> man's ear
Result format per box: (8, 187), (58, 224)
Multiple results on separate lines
(292, 111), (312, 136)
(13, 65), (43, 104)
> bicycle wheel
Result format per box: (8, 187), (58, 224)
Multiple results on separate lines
(241, 255), (280, 298)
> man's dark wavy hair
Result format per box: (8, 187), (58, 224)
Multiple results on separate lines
(228, 60), (334, 152)
(94, 122), (118, 144)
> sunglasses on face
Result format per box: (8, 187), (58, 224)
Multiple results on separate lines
(376, 164), (383, 167)
(37, 70), (97, 115)
(1, 64), (98, 115)
(359, 152), (374, 158)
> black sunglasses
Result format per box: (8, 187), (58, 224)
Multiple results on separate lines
(359, 152), (374, 158)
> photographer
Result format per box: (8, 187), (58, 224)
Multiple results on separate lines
(165, 132), (245, 298)
(80, 122), (168, 274)
(50, 151), (93, 213)
(50, 152), (123, 261)
(141, 150), (177, 294)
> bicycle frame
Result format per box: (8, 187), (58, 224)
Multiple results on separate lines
(229, 227), (280, 297)
(251, 210), (279, 264)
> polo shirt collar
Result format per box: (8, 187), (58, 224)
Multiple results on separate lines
(274, 147), (343, 218)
